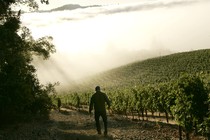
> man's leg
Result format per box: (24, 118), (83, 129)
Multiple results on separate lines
(95, 112), (101, 134)
(101, 112), (108, 136)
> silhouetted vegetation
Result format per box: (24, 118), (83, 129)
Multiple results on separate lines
(0, 0), (55, 124)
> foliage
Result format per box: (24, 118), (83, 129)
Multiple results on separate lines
(0, 0), (55, 123)
(171, 73), (209, 139)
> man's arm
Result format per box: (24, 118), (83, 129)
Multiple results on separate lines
(104, 94), (111, 109)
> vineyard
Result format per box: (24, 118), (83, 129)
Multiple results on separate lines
(66, 49), (210, 91)
(56, 49), (210, 140)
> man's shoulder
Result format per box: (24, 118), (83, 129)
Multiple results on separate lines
(99, 91), (106, 95)
(91, 93), (96, 97)
(93, 91), (106, 97)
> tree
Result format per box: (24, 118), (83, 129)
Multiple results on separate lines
(171, 73), (209, 140)
(135, 86), (146, 120)
(0, 0), (55, 123)
(157, 82), (175, 123)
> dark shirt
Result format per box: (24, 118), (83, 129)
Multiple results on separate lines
(89, 91), (111, 113)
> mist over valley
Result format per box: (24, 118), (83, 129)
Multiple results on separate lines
(21, 0), (210, 89)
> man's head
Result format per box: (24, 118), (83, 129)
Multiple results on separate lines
(95, 86), (100, 91)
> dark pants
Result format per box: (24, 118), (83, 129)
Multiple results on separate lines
(94, 111), (107, 134)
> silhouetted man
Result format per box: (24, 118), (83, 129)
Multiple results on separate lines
(89, 86), (111, 136)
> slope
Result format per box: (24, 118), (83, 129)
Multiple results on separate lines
(68, 49), (210, 91)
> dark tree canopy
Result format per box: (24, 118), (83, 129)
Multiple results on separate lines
(0, 0), (56, 123)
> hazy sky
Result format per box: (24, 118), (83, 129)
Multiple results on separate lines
(22, 0), (210, 88)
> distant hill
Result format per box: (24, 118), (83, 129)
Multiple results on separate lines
(67, 49), (210, 91)
(38, 4), (101, 12)
(50, 4), (83, 11)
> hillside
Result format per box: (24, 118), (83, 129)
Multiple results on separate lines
(50, 4), (101, 11)
(69, 49), (210, 91)
(38, 4), (101, 12)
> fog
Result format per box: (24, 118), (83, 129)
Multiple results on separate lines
(21, 0), (210, 87)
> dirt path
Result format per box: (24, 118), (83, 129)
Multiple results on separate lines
(0, 108), (206, 140)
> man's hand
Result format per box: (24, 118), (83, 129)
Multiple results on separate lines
(108, 107), (113, 116)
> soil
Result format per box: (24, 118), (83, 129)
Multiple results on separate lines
(0, 108), (207, 140)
